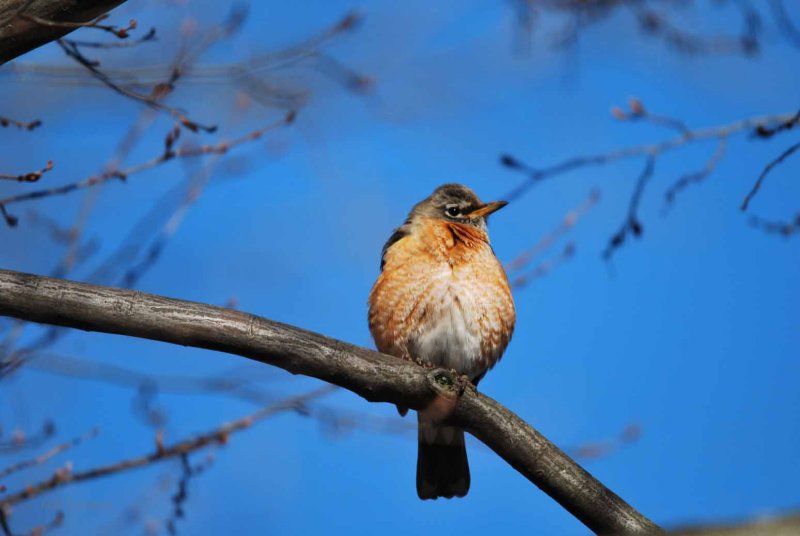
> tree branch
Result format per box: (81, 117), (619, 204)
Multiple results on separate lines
(0, 269), (663, 536)
(0, 0), (128, 64)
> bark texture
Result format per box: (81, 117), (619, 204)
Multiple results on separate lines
(0, 0), (127, 64)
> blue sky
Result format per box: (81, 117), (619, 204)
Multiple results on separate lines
(1, 1), (799, 534)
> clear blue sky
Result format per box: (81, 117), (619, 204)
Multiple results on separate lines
(1, 1), (799, 534)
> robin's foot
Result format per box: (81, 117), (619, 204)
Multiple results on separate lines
(415, 356), (435, 369)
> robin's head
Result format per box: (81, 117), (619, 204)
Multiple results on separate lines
(411, 184), (508, 226)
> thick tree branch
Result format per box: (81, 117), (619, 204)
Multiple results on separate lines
(0, 0), (127, 64)
(0, 269), (662, 536)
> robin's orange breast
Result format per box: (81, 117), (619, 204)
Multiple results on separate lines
(368, 217), (515, 380)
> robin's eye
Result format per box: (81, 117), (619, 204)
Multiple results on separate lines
(445, 206), (461, 217)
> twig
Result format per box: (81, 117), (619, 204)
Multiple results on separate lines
(21, 13), (137, 39)
(769, 0), (800, 49)
(663, 136), (728, 208)
(7, 11), (362, 89)
(500, 110), (797, 202)
(0, 117), (41, 131)
(27, 353), (418, 438)
(570, 422), (642, 461)
(510, 242), (576, 289)
(0, 421), (55, 454)
(751, 109), (800, 139)
(0, 509), (63, 536)
(56, 40), (216, 133)
(0, 428), (99, 479)
(740, 141), (800, 211)
(748, 211), (800, 237)
(0, 112), (296, 226)
(165, 453), (212, 535)
(63, 27), (156, 49)
(0, 161), (53, 183)
(0, 386), (335, 510)
(505, 188), (599, 273)
(611, 97), (690, 135)
(630, 3), (760, 55)
(602, 156), (655, 260)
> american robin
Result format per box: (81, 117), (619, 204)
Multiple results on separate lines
(368, 183), (516, 500)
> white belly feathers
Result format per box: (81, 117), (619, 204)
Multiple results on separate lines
(407, 269), (488, 380)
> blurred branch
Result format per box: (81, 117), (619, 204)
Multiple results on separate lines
(512, 0), (766, 56)
(0, 116), (40, 130)
(769, 0), (800, 49)
(501, 108), (797, 203)
(505, 188), (599, 273)
(630, 2), (760, 56)
(62, 26), (155, 49)
(664, 136), (727, 210)
(0, 0), (127, 64)
(669, 511), (800, 535)
(0, 269), (663, 536)
(20, 11), (136, 39)
(0, 160), (52, 183)
(510, 242), (576, 289)
(5, 11), (362, 90)
(747, 211), (800, 238)
(56, 39), (217, 133)
(602, 156), (654, 260)
(569, 422), (641, 461)
(0, 421), (55, 454)
(0, 386), (334, 515)
(502, 105), (800, 257)
(0, 111), (296, 227)
(0, 427), (98, 479)
(740, 141), (800, 211)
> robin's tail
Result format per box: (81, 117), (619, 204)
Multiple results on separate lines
(416, 416), (470, 500)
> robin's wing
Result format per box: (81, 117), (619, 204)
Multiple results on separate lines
(380, 223), (411, 271)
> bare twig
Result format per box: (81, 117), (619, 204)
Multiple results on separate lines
(0, 116), (41, 130)
(510, 242), (576, 289)
(751, 109), (800, 139)
(56, 39), (216, 133)
(631, 3), (760, 56)
(501, 110), (797, 202)
(664, 136), (728, 209)
(0, 421), (55, 454)
(570, 422), (641, 461)
(63, 26), (156, 49)
(740, 141), (800, 211)
(20, 12), (136, 39)
(165, 452), (211, 535)
(612, 97), (690, 135)
(505, 188), (599, 273)
(0, 161), (53, 183)
(0, 386), (334, 509)
(0, 112), (296, 226)
(0, 509), (63, 536)
(602, 156), (655, 260)
(747, 211), (800, 237)
(6, 11), (363, 92)
(769, 0), (800, 49)
(0, 269), (663, 535)
(0, 427), (99, 479)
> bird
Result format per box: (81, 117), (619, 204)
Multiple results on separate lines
(368, 183), (516, 500)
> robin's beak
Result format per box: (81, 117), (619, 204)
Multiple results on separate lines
(467, 200), (508, 219)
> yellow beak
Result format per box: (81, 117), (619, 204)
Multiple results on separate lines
(466, 200), (508, 219)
